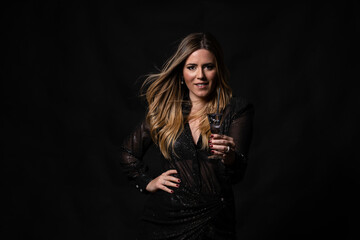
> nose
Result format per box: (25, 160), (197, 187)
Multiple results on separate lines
(197, 68), (205, 80)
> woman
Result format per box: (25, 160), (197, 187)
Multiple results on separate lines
(120, 32), (254, 239)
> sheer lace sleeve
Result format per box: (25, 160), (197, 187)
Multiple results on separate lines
(223, 98), (254, 184)
(119, 119), (153, 193)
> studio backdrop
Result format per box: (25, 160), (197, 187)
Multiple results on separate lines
(3, 2), (359, 240)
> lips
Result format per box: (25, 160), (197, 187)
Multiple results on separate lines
(194, 82), (209, 89)
(194, 82), (209, 86)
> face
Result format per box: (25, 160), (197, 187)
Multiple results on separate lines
(183, 49), (217, 102)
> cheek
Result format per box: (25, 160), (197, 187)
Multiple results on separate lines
(184, 78), (192, 89)
(182, 71), (191, 88)
(183, 71), (195, 82)
(206, 71), (217, 82)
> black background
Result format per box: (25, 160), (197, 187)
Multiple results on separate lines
(2, 1), (359, 240)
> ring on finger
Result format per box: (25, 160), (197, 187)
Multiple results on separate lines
(225, 146), (230, 153)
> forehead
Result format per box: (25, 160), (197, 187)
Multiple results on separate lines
(185, 49), (215, 63)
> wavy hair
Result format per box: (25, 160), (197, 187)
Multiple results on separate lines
(140, 32), (232, 159)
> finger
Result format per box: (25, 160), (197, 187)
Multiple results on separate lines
(210, 140), (234, 149)
(209, 138), (228, 145)
(209, 134), (232, 141)
(163, 169), (178, 175)
(210, 144), (229, 153)
(163, 180), (180, 188)
(164, 176), (181, 183)
(210, 134), (223, 139)
(211, 149), (225, 156)
(209, 143), (223, 152)
(210, 139), (235, 149)
(210, 134), (232, 140)
(159, 184), (175, 194)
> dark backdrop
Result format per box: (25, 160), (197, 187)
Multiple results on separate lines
(2, 2), (359, 240)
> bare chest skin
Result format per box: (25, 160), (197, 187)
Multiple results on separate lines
(187, 101), (206, 145)
(188, 118), (201, 145)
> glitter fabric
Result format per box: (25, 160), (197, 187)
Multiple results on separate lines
(120, 97), (254, 239)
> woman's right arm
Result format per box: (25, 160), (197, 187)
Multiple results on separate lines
(119, 119), (180, 194)
(119, 119), (153, 194)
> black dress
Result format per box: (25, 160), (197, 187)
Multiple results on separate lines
(120, 96), (254, 240)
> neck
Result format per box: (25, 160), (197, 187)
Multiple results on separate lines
(189, 95), (207, 117)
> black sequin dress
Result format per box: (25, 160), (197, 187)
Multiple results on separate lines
(120, 97), (254, 239)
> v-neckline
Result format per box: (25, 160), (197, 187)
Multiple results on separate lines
(186, 122), (201, 146)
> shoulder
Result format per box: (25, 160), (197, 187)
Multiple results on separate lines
(228, 96), (254, 119)
(229, 96), (252, 109)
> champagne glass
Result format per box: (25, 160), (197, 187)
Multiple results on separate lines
(208, 87), (223, 159)
(207, 112), (223, 159)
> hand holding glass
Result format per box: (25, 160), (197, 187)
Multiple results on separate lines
(207, 113), (223, 159)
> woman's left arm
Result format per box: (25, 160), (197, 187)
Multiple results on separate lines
(209, 102), (254, 182)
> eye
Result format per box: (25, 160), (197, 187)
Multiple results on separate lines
(205, 64), (215, 70)
(187, 65), (196, 70)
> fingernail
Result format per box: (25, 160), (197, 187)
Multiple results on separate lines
(210, 134), (214, 138)
(211, 150), (214, 154)
(171, 190), (174, 193)
(178, 179), (181, 182)
(208, 140), (212, 143)
(176, 184), (179, 187)
(209, 144), (213, 148)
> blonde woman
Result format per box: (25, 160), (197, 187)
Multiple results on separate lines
(120, 32), (254, 239)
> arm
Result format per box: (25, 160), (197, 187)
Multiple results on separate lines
(119, 119), (153, 193)
(210, 101), (254, 183)
(226, 102), (254, 183)
(120, 119), (181, 194)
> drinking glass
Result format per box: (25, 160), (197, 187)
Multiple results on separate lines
(207, 113), (223, 159)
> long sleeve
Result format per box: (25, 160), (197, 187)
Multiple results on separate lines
(222, 98), (254, 184)
(119, 119), (154, 193)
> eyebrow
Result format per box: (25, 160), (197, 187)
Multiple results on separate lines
(185, 62), (215, 66)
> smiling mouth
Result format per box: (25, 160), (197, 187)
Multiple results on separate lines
(195, 83), (209, 86)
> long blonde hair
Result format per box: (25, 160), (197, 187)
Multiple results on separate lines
(140, 32), (232, 159)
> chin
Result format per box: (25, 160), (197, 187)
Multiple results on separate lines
(195, 93), (211, 100)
